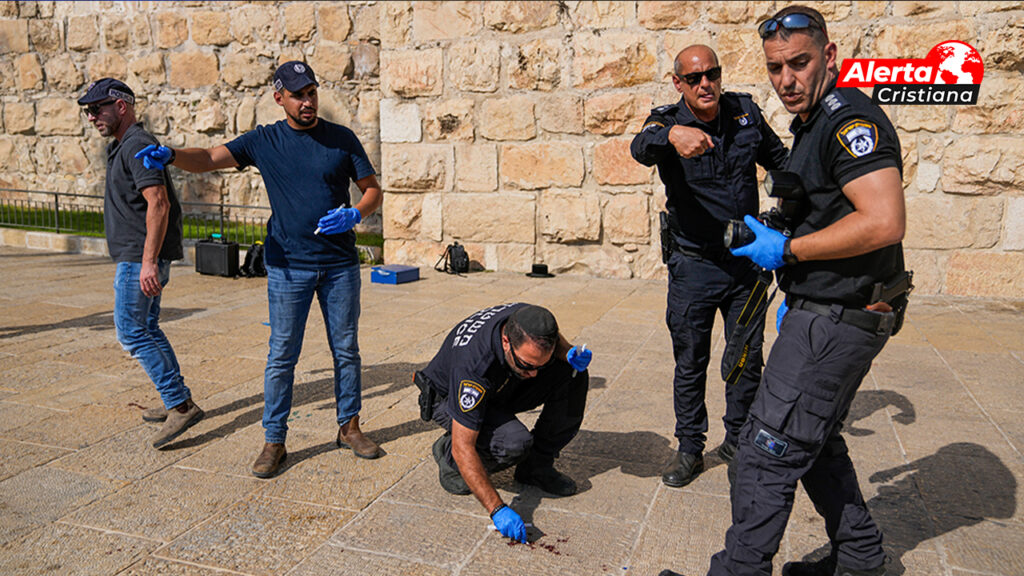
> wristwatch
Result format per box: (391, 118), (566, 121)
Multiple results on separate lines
(782, 238), (798, 265)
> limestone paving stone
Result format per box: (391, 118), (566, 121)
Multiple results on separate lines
(939, 518), (1024, 575)
(627, 488), (731, 576)
(9, 372), (136, 411)
(177, 421), (324, 478)
(159, 495), (353, 575)
(357, 403), (438, 459)
(291, 544), (453, 576)
(531, 452), (659, 524)
(940, 349), (1024, 413)
(0, 401), (64, 434)
(9, 402), (142, 450)
(118, 557), (229, 576)
(0, 522), (158, 576)
(48, 425), (203, 482)
(0, 438), (71, 481)
(382, 458), (514, 517)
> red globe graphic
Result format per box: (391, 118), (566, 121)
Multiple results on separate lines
(927, 41), (984, 84)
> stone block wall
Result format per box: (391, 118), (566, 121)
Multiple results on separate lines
(2, 1), (1023, 297)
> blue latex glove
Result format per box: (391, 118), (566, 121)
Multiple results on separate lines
(492, 506), (527, 543)
(566, 345), (592, 372)
(729, 215), (787, 271)
(134, 144), (173, 171)
(316, 206), (362, 235)
(776, 299), (788, 332)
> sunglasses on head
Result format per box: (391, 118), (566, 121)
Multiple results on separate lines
(82, 100), (116, 116)
(758, 13), (824, 39)
(508, 344), (548, 372)
(678, 66), (722, 87)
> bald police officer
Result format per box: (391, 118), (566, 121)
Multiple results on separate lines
(414, 303), (591, 542)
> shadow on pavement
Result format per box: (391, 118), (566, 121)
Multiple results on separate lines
(0, 307), (204, 339)
(845, 389), (916, 436)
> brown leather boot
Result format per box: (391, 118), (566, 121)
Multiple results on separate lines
(251, 442), (287, 478)
(336, 415), (382, 459)
(142, 406), (168, 422)
(150, 398), (204, 449)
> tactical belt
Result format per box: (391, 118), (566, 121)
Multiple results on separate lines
(789, 297), (894, 335)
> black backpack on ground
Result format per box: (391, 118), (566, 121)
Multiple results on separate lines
(435, 241), (469, 275)
(240, 242), (267, 277)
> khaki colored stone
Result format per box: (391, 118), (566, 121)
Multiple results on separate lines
(382, 238), (443, 267)
(953, 73), (1024, 135)
(893, 1), (957, 18)
(707, 1), (774, 24)
(448, 41), (500, 93)
(320, 3), (352, 43)
(662, 31), (713, 81)
(255, 89), (281, 126)
(604, 193), (650, 244)
(284, 2), (315, 42)
(872, 20), (977, 59)
(593, 139), (652, 186)
(802, 1), (852, 20)
(960, 1), (1023, 16)
(66, 14), (97, 51)
(584, 93), (651, 136)
(231, 4), (281, 45)
(829, 23), (864, 59)
(380, 99), (421, 143)
(943, 136), (1024, 194)
(573, 33), (656, 89)
(221, 51), (272, 88)
(479, 96), (535, 141)
(236, 96), (256, 132)
(168, 51), (219, 90)
(455, 144), (497, 192)
(413, 1), (480, 42)
(310, 43), (353, 83)
(637, 1), (702, 30)
(484, 1), (559, 33)
(570, 1), (631, 29)
(945, 251), (1024, 298)
(87, 52), (128, 83)
(902, 249), (947, 295)
(35, 99), (80, 136)
(444, 193), (535, 242)
(501, 142), (584, 190)
(856, 1), (887, 19)
(717, 27), (765, 85)
(0, 18), (28, 53)
(380, 2), (411, 47)
(192, 10), (232, 46)
(381, 48), (443, 97)
(4, 101), (35, 134)
(509, 38), (561, 91)
(352, 3), (380, 42)
(1003, 197), (1024, 251)
(382, 143), (452, 191)
(383, 192), (423, 240)
(352, 43), (379, 80)
(153, 11), (186, 49)
(57, 138), (89, 174)
(0, 1), (14, 17)
(542, 243), (633, 278)
(316, 88), (354, 127)
(896, 104), (950, 133)
(539, 190), (601, 242)
(194, 100), (227, 133)
(538, 95), (584, 134)
(130, 14), (151, 47)
(16, 54), (43, 91)
(983, 21), (1024, 72)
(905, 195), (1004, 249)
(28, 20), (60, 52)
(424, 99), (474, 142)
(103, 16), (130, 50)
(128, 53), (165, 88)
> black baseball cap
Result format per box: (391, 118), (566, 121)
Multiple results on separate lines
(77, 78), (135, 106)
(273, 61), (319, 93)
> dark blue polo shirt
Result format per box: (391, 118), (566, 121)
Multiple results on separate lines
(224, 119), (376, 269)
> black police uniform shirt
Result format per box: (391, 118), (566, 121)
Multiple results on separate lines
(224, 119), (376, 269)
(421, 303), (528, 432)
(630, 92), (789, 254)
(103, 123), (184, 263)
(780, 83), (905, 307)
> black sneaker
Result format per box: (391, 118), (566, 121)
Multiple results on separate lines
(783, 556), (835, 576)
(836, 562), (887, 576)
(432, 434), (471, 495)
(661, 451), (704, 487)
(514, 463), (577, 496)
(717, 440), (737, 463)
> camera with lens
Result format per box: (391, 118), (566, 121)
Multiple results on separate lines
(724, 170), (807, 249)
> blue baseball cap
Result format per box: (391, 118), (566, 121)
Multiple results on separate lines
(77, 78), (135, 105)
(273, 61), (319, 93)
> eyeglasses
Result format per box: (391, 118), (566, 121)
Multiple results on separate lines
(757, 13), (824, 39)
(678, 66), (722, 87)
(508, 344), (548, 372)
(82, 101), (116, 116)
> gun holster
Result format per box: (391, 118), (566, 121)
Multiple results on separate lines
(870, 270), (914, 337)
(413, 371), (436, 422)
(659, 212), (676, 264)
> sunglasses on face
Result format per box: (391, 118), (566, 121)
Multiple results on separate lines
(678, 66), (722, 87)
(508, 344), (548, 372)
(82, 100), (116, 116)
(757, 13), (824, 39)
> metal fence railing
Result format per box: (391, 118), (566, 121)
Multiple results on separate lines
(0, 188), (271, 247)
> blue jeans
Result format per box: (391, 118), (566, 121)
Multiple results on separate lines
(113, 260), (190, 410)
(263, 263), (362, 443)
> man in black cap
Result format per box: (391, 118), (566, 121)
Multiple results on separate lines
(413, 303), (592, 543)
(79, 78), (204, 449)
(136, 61), (383, 478)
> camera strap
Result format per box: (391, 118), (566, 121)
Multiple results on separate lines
(722, 270), (776, 386)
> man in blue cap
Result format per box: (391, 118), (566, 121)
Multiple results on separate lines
(136, 61), (383, 478)
(79, 78), (204, 449)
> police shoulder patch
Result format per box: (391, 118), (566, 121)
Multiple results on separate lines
(458, 380), (486, 413)
(836, 119), (878, 158)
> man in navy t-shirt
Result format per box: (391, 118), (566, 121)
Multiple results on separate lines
(137, 61), (383, 478)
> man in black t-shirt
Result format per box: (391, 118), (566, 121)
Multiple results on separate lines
(79, 78), (203, 450)
(415, 304), (592, 543)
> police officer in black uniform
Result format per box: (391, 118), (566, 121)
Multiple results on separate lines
(414, 303), (591, 543)
(659, 6), (909, 576)
(631, 45), (788, 488)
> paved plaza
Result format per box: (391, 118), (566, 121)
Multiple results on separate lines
(1, 245), (1022, 575)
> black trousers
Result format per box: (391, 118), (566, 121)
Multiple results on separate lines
(666, 250), (764, 454)
(709, 305), (892, 576)
(432, 363), (589, 472)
